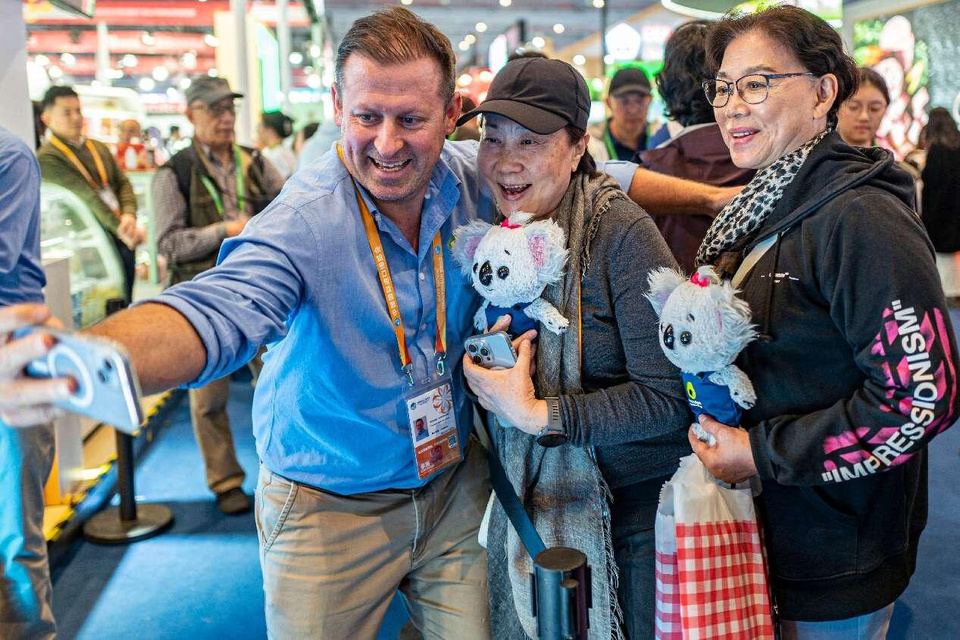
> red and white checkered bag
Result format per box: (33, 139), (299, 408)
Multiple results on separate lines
(655, 454), (774, 640)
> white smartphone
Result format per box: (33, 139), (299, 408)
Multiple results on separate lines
(15, 328), (144, 434)
(464, 331), (518, 369)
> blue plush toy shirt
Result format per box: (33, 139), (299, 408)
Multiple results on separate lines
(681, 371), (742, 426)
(485, 302), (536, 338)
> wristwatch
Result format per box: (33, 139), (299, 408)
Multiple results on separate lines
(535, 397), (568, 447)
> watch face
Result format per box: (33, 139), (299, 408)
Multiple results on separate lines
(536, 431), (568, 448)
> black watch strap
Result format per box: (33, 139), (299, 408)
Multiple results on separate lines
(536, 397), (567, 447)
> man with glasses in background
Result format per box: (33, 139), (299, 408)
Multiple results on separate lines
(152, 76), (283, 514)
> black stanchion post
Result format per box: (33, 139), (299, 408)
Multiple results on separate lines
(83, 297), (173, 544)
(532, 547), (591, 640)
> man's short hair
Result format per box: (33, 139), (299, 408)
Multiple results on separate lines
(41, 86), (79, 112)
(334, 7), (455, 105)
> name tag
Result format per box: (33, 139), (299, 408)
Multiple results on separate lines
(404, 376), (461, 480)
(98, 187), (121, 215)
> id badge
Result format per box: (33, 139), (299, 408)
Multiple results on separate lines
(98, 187), (121, 214)
(404, 374), (461, 480)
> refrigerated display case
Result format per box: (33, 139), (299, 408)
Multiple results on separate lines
(39, 182), (125, 328)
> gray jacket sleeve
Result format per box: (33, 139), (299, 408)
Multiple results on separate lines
(560, 203), (691, 446)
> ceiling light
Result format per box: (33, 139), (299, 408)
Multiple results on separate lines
(307, 74), (322, 89)
(35, 54), (50, 67)
(166, 87), (179, 99)
(182, 52), (198, 70)
(476, 22), (488, 33)
(179, 77), (192, 90)
(138, 77), (156, 92)
(573, 54), (586, 66)
(48, 65), (64, 80)
(152, 66), (170, 82)
(478, 70), (493, 82)
(458, 41), (470, 51)
(458, 73), (473, 87)
(121, 54), (137, 67)
(289, 52), (303, 65)
(309, 44), (321, 58)
(465, 34), (477, 44)
(207, 68), (219, 78)
(499, 0), (512, 6)
(593, 0), (605, 7)
(108, 69), (124, 80)
(141, 32), (156, 46)
(603, 54), (614, 65)
(203, 34), (219, 48)
(60, 53), (76, 67)
(532, 36), (546, 48)
(401, 0), (412, 4)
(553, 24), (565, 34)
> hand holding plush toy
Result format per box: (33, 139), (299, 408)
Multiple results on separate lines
(646, 265), (757, 445)
(452, 212), (569, 337)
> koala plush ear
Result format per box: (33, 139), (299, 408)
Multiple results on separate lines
(645, 267), (687, 316)
(525, 219), (568, 285)
(712, 281), (757, 352)
(451, 220), (492, 276)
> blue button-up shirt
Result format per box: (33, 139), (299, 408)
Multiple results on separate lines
(0, 126), (45, 306)
(154, 141), (493, 494)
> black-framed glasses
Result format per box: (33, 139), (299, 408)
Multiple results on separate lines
(192, 100), (237, 118)
(702, 72), (814, 108)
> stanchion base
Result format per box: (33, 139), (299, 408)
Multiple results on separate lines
(83, 503), (174, 545)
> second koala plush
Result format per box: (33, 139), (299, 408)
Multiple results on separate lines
(452, 212), (569, 336)
(646, 265), (757, 440)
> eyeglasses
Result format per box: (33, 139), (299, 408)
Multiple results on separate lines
(192, 101), (237, 117)
(702, 72), (814, 108)
(841, 101), (887, 116)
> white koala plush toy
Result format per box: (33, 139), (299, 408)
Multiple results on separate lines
(452, 212), (569, 336)
(646, 265), (757, 444)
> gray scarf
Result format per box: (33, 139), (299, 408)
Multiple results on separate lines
(490, 170), (627, 640)
(697, 128), (831, 267)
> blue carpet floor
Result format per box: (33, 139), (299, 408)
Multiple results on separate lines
(51, 354), (960, 638)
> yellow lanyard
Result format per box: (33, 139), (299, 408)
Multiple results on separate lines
(336, 144), (447, 385)
(196, 144), (246, 217)
(49, 135), (117, 213)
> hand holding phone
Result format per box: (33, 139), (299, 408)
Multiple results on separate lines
(14, 327), (145, 433)
(464, 332), (518, 369)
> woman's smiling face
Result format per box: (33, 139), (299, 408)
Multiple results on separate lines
(715, 30), (833, 170)
(477, 114), (586, 217)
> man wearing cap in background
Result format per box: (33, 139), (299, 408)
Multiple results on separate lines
(588, 66), (654, 161)
(152, 76), (283, 515)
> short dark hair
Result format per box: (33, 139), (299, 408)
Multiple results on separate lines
(335, 7), (455, 106)
(261, 111), (293, 138)
(706, 6), (858, 128)
(170, 125), (180, 134)
(858, 66), (890, 105)
(300, 122), (319, 141)
(657, 20), (715, 127)
(41, 86), (79, 112)
(922, 107), (960, 150)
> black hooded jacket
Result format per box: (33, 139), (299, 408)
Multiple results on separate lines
(728, 132), (959, 621)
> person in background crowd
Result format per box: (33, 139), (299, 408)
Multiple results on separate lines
(459, 56), (690, 639)
(638, 20), (755, 273)
(31, 102), (45, 151)
(256, 111), (297, 180)
(694, 8), (958, 637)
(37, 86), (143, 303)
(165, 125), (189, 157)
(0, 125), (57, 640)
(115, 119), (152, 171)
(153, 77), (284, 515)
(837, 66), (890, 148)
(292, 121), (319, 158)
(296, 116), (341, 169)
(919, 107), (960, 304)
(450, 95), (480, 141)
(588, 66), (653, 161)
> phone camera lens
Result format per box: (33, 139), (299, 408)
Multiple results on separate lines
(97, 369), (108, 384)
(468, 344), (477, 353)
(480, 347), (489, 357)
(472, 355), (481, 365)
(103, 359), (114, 371)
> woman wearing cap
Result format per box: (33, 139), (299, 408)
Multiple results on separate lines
(460, 56), (690, 639)
(691, 7), (957, 635)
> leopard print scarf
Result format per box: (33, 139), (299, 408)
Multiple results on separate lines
(697, 128), (831, 267)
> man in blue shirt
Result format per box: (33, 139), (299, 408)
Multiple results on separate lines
(0, 125), (57, 640)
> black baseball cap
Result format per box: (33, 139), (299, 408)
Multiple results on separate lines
(608, 67), (652, 98)
(456, 57), (590, 135)
(185, 77), (243, 106)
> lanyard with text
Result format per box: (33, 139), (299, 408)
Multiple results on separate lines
(336, 144), (447, 386)
(198, 145), (246, 217)
(604, 123), (619, 161)
(49, 135), (120, 217)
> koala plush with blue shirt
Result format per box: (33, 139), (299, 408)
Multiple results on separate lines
(646, 265), (757, 445)
(452, 212), (569, 337)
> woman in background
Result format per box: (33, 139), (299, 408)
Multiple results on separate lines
(919, 107), (960, 303)
(837, 66), (890, 148)
(256, 111), (296, 180)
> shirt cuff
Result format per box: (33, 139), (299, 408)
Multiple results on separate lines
(597, 160), (638, 193)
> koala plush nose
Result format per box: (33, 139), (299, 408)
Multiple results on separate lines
(479, 261), (493, 286)
(662, 324), (675, 350)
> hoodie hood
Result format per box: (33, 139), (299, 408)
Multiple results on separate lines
(748, 131), (916, 249)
